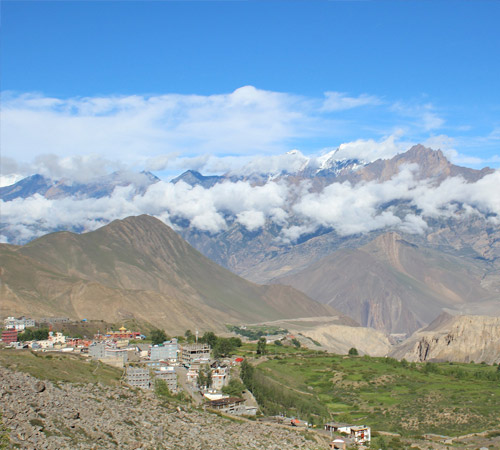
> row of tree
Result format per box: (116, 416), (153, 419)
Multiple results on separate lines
(198, 331), (242, 358)
(17, 328), (49, 342)
(240, 360), (328, 423)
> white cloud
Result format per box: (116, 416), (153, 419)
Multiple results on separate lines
(322, 92), (381, 111)
(392, 101), (445, 132)
(1, 87), (316, 164)
(284, 165), (500, 239)
(334, 133), (409, 162)
(227, 150), (309, 177)
(236, 210), (266, 231)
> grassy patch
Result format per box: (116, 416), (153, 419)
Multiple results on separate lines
(0, 349), (123, 386)
(252, 354), (500, 436)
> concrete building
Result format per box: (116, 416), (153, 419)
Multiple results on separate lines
(38, 317), (70, 325)
(186, 367), (200, 385)
(211, 366), (229, 391)
(180, 343), (211, 366)
(28, 332), (67, 350)
(153, 366), (177, 393)
(89, 342), (128, 367)
(126, 367), (151, 389)
(144, 360), (169, 370)
(89, 342), (106, 359)
(150, 338), (178, 361)
(1, 329), (18, 344)
(3, 317), (35, 331)
(207, 397), (247, 415)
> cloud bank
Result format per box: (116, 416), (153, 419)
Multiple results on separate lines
(1, 164), (499, 245)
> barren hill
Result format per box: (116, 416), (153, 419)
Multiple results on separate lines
(274, 232), (499, 334)
(0, 215), (340, 333)
(390, 313), (500, 364)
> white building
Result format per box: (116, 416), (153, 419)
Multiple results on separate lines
(31, 332), (67, 349)
(324, 423), (371, 444)
(3, 316), (35, 331)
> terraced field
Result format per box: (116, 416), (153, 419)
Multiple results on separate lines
(251, 352), (500, 436)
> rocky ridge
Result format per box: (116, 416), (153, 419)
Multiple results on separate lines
(0, 366), (321, 450)
(390, 313), (500, 364)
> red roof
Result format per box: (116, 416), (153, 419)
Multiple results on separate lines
(234, 357), (244, 362)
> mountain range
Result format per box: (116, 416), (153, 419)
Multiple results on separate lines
(0, 170), (159, 201)
(1, 144), (499, 339)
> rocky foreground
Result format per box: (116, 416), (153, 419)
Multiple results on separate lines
(0, 366), (321, 450)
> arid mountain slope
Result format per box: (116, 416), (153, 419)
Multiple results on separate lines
(390, 313), (500, 364)
(339, 144), (494, 184)
(300, 324), (392, 356)
(274, 232), (499, 334)
(179, 147), (498, 285)
(0, 215), (340, 333)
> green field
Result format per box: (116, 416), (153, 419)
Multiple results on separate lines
(248, 352), (500, 436)
(0, 349), (123, 386)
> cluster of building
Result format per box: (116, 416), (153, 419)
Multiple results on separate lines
(1, 316), (73, 345)
(3, 316), (36, 330)
(1, 317), (373, 439)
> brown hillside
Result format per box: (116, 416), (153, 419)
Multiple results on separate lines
(274, 232), (498, 334)
(0, 215), (339, 333)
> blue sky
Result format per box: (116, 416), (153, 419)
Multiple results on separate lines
(1, 0), (500, 182)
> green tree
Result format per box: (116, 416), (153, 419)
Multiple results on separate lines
(201, 331), (218, 348)
(214, 338), (236, 358)
(18, 328), (34, 341)
(274, 340), (283, 346)
(154, 379), (171, 399)
(197, 365), (212, 389)
(348, 347), (359, 356)
(205, 366), (212, 388)
(291, 338), (301, 348)
(151, 329), (167, 346)
(197, 370), (206, 389)
(33, 328), (49, 341)
(228, 337), (242, 348)
(222, 378), (245, 397)
(256, 337), (267, 355)
(184, 330), (195, 343)
(240, 360), (254, 391)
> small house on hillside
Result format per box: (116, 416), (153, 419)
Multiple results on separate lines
(324, 422), (371, 444)
(207, 397), (245, 415)
(207, 397), (256, 416)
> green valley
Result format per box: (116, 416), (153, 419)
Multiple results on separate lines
(242, 349), (500, 436)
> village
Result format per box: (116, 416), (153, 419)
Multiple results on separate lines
(1, 315), (372, 449)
